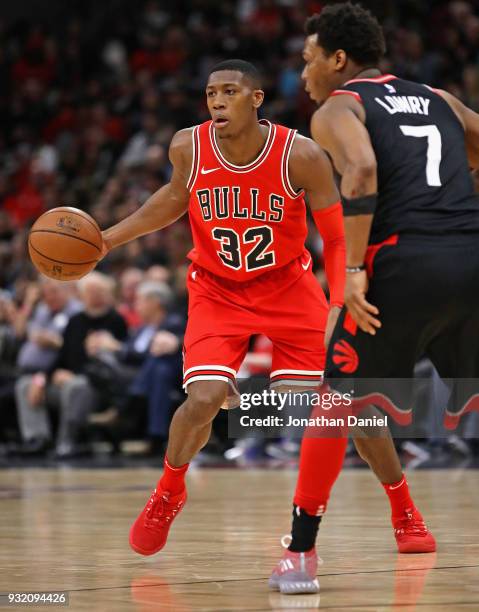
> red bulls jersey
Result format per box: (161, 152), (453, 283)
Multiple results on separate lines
(187, 119), (308, 281)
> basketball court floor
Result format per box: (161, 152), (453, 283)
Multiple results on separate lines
(1, 467), (478, 611)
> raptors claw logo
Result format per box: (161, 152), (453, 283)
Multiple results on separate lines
(332, 339), (359, 374)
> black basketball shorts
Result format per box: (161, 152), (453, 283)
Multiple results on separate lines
(325, 233), (479, 430)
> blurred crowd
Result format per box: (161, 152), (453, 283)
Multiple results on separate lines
(1, 0), (479, 460)
(0, 271), (188, 457)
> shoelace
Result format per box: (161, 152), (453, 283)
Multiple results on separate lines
(144, 489), (183, 530)
(395, 509), (428, 537)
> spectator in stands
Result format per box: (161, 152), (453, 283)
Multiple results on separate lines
(14, 271), (127, 459)
(0, 280), (44, 437)
(117, 267), (145, 329)
(129, 285), (184, 449)
(14, 279), (81, 455)
(90, 280), (185, 454)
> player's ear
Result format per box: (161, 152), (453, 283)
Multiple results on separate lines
(333, 50), (347, 71)
(253, 89), (265, 109)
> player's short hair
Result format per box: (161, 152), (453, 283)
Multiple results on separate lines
(305, 2), (386, 66)
(209, 59), (262, 89)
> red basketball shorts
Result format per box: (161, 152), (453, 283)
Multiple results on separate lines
(183, 252), (329, 392)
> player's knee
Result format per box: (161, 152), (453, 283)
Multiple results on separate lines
(185, 381), (228, 424)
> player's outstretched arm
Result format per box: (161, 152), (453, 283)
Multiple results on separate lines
(310, 95), (381, 335)
(432, 89), (479, 169)
(101, 129), (193, 254)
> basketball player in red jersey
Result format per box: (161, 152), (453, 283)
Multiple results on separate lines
(99, 60), (420, 588)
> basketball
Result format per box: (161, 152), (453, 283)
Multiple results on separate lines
(28, 207), (102, 280)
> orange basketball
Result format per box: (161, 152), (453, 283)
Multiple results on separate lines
(28, 207), (102, 280)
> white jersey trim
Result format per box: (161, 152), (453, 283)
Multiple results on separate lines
(271, 369), (324, 377)
(183, 375), (236, 390)
(281, 129), (305, 199)
(183, 364), (236, 377)
(270, 379), (323, 388)
(187, 125), (201, 192)
(209, 119), (276, 173)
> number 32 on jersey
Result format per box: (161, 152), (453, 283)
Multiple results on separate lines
(212, 226), (275, 271)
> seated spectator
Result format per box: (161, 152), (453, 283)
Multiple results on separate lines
(117, 267), (144, 330)
(14, 279), (81, 455)
(145, 264), (170, 283)
(14, 271), (127, 459)
(0, 280), (45, 441)
(0, 289), (28, 442)
(89, 281), (185, 454)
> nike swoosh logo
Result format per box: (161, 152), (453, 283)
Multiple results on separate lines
(201, 166), (221, 175)
(388, 478), (405, 490)
(302, 258), (312, 270)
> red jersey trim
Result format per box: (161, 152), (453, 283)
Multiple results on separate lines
(344, 74), (397, 85)
(187, 125), (201, 192)
(330, 90), (363, 104)
(281, 129), (305, 199)
(365, 234), (399, 277)
(424, 84), (443, 96)
(209, 119), (276, 173)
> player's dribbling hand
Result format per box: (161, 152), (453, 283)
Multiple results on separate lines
(325, 305), (341, 349)
(99, 233), (111, 261)
(344, 270), (381, 335)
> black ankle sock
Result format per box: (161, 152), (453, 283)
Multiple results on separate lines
(288, 504), (322, 552)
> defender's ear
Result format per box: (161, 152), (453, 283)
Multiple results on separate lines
(333, 49), (347, 72)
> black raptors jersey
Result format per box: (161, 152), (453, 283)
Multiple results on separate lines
(333, 74), (479, 243)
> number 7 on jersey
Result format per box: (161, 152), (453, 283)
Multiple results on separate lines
(399, 124), (442, 187)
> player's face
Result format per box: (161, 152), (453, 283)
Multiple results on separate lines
(302, 35), (343, 104)
(206, 71), (264, 139)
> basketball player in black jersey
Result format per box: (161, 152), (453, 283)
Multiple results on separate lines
(303, 2), (479, 426)
(271, 1), (479, 594)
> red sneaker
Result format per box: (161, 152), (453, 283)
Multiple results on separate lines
(393, 507), (436, 553)
(129, 484), (187, 556)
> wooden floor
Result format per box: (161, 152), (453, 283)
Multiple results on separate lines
(0, 468), (478, 611)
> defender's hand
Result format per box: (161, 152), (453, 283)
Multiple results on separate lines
(344, 270), (381, 335)
(325, 305), (341, 349)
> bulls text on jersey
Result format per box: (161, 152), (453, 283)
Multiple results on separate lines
(195, 186), (285, 223)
